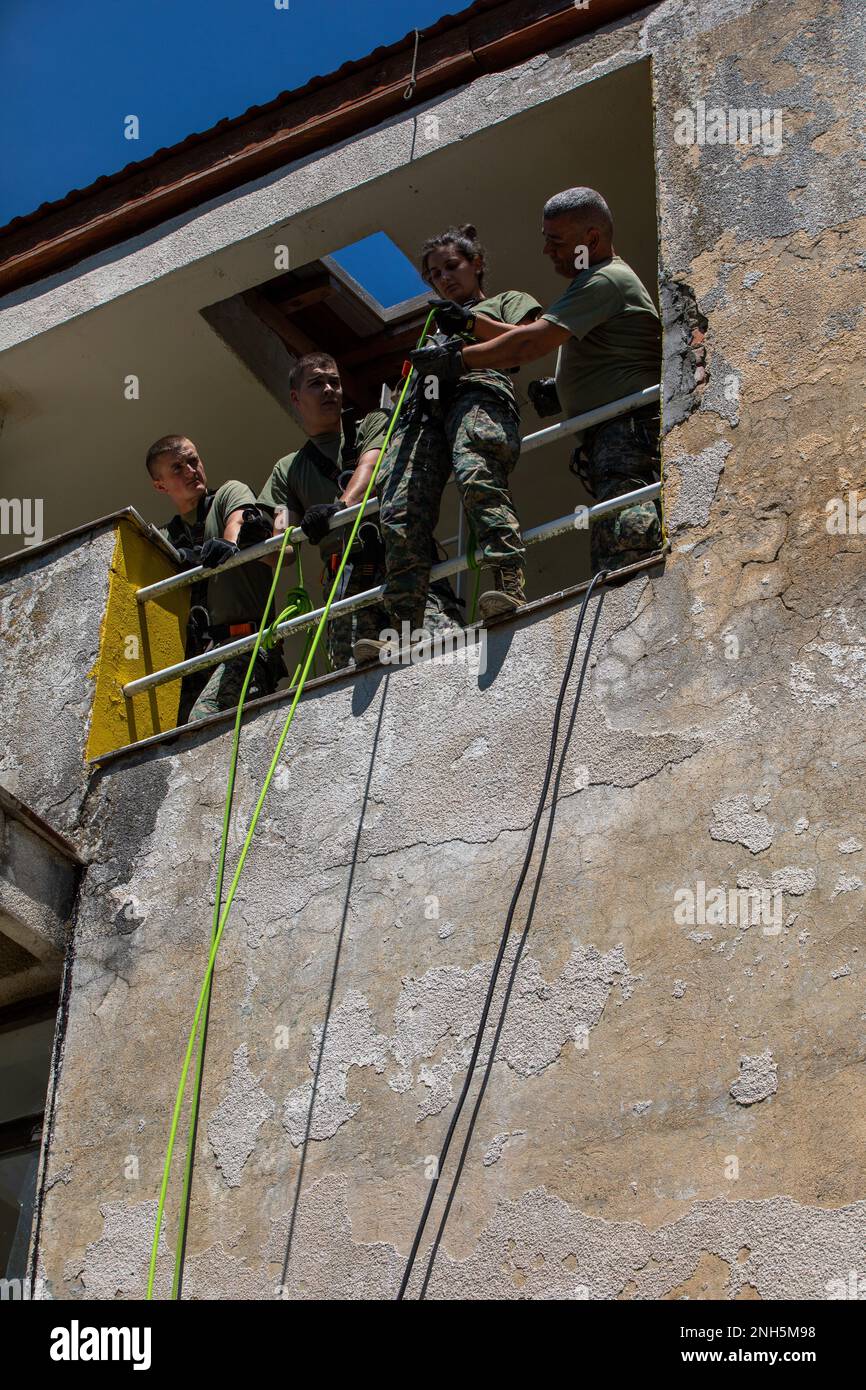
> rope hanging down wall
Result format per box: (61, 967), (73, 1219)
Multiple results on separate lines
(398, 570), (609, 1299)
(147, 313), (437, 1299)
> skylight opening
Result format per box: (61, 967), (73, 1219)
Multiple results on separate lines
(328, 232), (428, 310)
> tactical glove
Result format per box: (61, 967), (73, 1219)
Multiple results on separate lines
(428, 298), (477, 337)
(174, 544), (203, 571)
(237, 505), (273, 549)
(301, 501), (341, 545)
(528, 377), (562, 418)
(200, 537), (239, 568)
(409, 337), (466, 387)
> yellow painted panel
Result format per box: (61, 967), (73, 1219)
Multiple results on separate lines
(86, 520), (190, 758)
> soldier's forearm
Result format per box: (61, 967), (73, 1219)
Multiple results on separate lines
(340, 452), (378, 506)
(470, 313), (514, 343)
(462, 318), (569, 369)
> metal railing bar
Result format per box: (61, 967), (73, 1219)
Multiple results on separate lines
(135, 499), (381, 605)
(122, 482), (660, 698)
(135, 384), (661, 604)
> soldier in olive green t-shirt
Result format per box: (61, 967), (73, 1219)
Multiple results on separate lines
(257, 353), (462, 671)
(542, 255), (661, 420)
(147, 434), (282, 723)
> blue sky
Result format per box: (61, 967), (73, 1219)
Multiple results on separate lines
(331, 233), (428, 305)
(0, 0), (463, 227)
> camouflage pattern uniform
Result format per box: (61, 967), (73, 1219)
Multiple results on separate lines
(187, 649), (283, 723)
(542, 255), (662, 576)
(377, 289), (540, 630)
(378, 384), (523, 628)
(259, 411), (463, 673)
(324, 534), (463, 671)
(577, 404), (662, 574)
(325, 547), (389, 674)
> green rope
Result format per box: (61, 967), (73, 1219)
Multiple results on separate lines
(168, 523), (296, 1298)
(170, 545), (317, 1297)
(265, 545), (318, 686)
(146, 312), (435, 1299)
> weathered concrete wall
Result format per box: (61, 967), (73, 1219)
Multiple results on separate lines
(0, 514), (188, 831)
(22, 0), (866, 1298)
(0, 528), (114, 832)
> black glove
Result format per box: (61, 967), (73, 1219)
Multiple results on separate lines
(428, 298), (477, 337)
(409, 338), (466, 387)
(237, 505), (273, 549)
(301, 501), (341, 545)
(200, 537), (239, 568)
(174, 544), (202, 571)
(528, 377), (562, 418)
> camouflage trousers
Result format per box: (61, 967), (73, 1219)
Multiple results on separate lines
(378, 385), (524, 629)
(186, 649), (282, 723)
(325, 550), (463, 671)
(580, 409), (662, 575)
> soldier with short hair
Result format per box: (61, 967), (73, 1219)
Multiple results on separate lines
(257, 353), (461, 671)
(147, 435), (283, 722)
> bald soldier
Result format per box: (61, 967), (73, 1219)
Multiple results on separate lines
(147, 435), (283, 722)
(409, 187), (662, 576)
(258, 351), (462, 670)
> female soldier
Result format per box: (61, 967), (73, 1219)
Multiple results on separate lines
(355, 225), (541, 660)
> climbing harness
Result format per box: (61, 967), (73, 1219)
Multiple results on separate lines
(397, 568), (609, 1300)
(146, 311), (437, 1299)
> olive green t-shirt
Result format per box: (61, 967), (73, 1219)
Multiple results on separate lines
(258, 410), (389, 557)
(160, 480), (272, 629)
(461, 289), (542, 404)
(542, 257), (661, 418)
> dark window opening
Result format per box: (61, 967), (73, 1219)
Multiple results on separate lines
(0, 995), (58, 1283)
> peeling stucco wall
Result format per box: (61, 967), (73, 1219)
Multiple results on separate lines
(14, 0), (866, 1298)
(0, 529), (114, 832)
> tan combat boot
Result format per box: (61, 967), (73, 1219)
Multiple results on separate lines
(478, 568), (527, 622)
(352, 637), (390, 664)
(353, 618), (429, 665)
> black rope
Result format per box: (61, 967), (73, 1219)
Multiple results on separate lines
(397, 569), (609, 1299)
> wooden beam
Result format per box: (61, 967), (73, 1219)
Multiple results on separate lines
(339, 322), (426, 369)
(242, 289), (372, 408)
(271, 279), (333, 316)
(244, 289), (318, 354)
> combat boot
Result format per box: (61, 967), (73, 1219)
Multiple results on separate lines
(352, 636), (390, 664)
(353, 619), (430, 666)
(478, 567), (526, 622)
